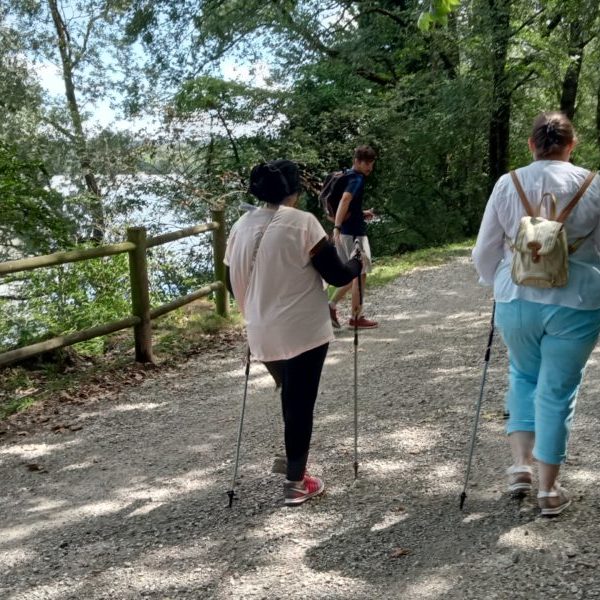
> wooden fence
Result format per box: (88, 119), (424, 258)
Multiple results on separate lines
(0, 209), (229, 368)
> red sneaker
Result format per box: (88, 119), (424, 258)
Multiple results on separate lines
(329, 305), (341, 329)
(348, 315), (378, 329)
(283, 473), (325, 506)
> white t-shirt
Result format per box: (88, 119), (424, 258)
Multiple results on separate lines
(224, 205), (334, 361)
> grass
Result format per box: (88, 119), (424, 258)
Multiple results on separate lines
(368, 239), (474, 289)
(0, 241), (472, 421)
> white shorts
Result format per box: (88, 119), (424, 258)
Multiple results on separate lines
(336, 234), (372, 274)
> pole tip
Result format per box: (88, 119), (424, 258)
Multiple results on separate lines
(459, 492), (466, 511)
(353, 462), (358, 479)
(227, 490), (236, 508)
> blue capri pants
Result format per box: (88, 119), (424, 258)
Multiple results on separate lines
(495, 300), (600, 465)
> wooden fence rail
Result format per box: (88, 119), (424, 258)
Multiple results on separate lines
(0, 209), (229, 368)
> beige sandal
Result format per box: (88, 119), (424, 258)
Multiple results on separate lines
(538, 486), (571, 517)
(507, 465), (533, 495)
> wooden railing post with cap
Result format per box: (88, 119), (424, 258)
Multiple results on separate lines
(211, 208), (229, 318)
(127, 226), (154, 363)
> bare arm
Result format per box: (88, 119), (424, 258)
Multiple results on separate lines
(334, 192), (353, 227)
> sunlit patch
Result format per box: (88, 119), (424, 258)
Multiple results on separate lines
(111, 402), (168, 412)
(323, 354), (343, 365)
(401, 573), (454, 598)
(7, 580), (82, 600)
(1, 465), (220, 544)
(60, 461), (94, 472)
(567, 467), (599, 484)
(0, 548), (37, 570)
(127, 501), (166, 517)
(431, 366), (472, 376)
(1, 499), (130, 543)
(362, 459), (413, 474)
(370, 511), (409, 531)
(249, 372), (279, 389)
(319, 412), (349, 425)
(461, 512), (489, 523)
(188, 444), (215, 453)
(25, 498), (69, 513)
(497, 526), (549, 550)
(0, 440), (80, 460)
(381, 426), (441, 452)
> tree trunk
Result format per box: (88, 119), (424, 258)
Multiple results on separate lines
(560, 21), (585, 120)
(48, 0), (105, 242)
(487, 0), (512, 194)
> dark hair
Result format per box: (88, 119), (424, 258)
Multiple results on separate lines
(248, 159), (300, 204)
(531, 112), (576, 159)
(353, 145), (377, 162)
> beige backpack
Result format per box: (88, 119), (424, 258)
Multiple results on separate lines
(509, 170), (596, 288)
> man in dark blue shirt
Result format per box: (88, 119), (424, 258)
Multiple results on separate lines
(330, 145), (378, 329)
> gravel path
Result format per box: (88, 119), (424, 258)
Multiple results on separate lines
(2, 256), (600, 599)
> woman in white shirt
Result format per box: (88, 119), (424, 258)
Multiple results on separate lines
(473, 112), (600, 516)
(225, 160), (362, 505)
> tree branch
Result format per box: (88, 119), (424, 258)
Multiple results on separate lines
(359, 7), (407, 26)
(510, 7), (545, 38)
(72, 12), (106, 69)
(40, 116), (76, 141)
(511, 68), (537, 94)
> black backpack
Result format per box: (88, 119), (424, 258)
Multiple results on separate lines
(319, 170), (351, 223)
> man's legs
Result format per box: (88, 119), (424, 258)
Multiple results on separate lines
(334, 235), (377, 328)
(329, 283), (351, 328)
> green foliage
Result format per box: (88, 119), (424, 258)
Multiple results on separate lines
(418, 0), (462, 31)
(1, 253), (132, 355)
(0, 142), (75, 256)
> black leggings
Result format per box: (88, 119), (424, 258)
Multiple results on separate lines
(264, 343), (329, 481)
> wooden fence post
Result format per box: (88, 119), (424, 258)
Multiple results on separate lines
(211, 209), (229, 318)
(127, 227), (154, 363)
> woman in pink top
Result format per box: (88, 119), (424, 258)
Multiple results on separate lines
(225, 160), (362, 505)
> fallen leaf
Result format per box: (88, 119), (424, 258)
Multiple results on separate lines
(390, 547), (411, 558)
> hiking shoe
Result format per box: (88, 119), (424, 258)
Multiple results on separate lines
(283, 473), (325, 506)
(348, 315), (378, 329)
(329, 305), (341, 329)
(272, 455), (287, 475)
(538, 486), (571, 517)
(507, 465), (533, 496)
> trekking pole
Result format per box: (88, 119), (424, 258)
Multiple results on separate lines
(459, 301), (496, 510)
(227, 346), (251, 508)
(353, 239), (364, 480)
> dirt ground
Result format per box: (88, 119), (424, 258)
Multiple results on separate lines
(2, 256), (600, 600)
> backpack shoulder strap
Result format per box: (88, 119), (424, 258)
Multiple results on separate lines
(510, 170), (535, 217)
(557, 171), (597, 223)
